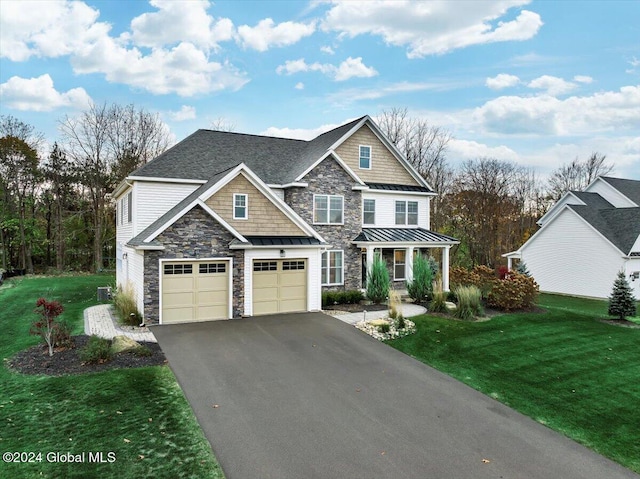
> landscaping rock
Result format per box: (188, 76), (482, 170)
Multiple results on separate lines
(111, 335), (141, 354)
(445, 301), (457, 311)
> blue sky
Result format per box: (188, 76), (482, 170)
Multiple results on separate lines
(1, 0), (639, 179)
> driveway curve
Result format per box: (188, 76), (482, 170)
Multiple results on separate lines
(152, 313), (638, 479)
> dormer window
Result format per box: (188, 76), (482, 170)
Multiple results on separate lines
(359, 145), (371, 169)
(234, 194), (248, 219)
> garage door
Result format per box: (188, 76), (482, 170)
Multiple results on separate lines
(162, 261), (229, 323)
(253, 259), (307, 315)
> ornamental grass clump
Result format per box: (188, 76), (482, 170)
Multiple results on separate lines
(454, 285), (483, 321)
(406, 255), (433, 303)
(366, 254), (390, 304)
(429, 278), (448, 313)
(388, 289), (401, 319)
(113, 281), (142, 326)
(608, 271), (637, 321)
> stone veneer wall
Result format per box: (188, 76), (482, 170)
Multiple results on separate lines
(285, 156), (362, 291)
(143, 205), (244, 323)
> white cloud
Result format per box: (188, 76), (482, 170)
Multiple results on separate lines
(327, 80), (465, 104)
(260, 121), (350, 140)
(295, 82), (305, 90)
(0, 0), (108, 61)
(573, 75), (593, 84)
(322, 0), (542, 58)
(0, 74), (92, 111)
(321, 45), (335, 55)
(527, 75), (577, 96)
(276, 57), (377, 81)
(1, 0), (248, 97)
(169, 105), (196, 121)
(126, 0), (234, 50)
(486, 73), (520, 90)
(237, 18), (315, 51)
(448, 138), (519, 161)
(473, 85), (640, 136)
(71, 37), (248, 96)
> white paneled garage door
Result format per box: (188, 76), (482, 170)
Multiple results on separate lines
(252, 259), (307, 315)
(161, 261), (229, 323)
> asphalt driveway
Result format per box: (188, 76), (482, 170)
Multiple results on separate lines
(151, 313), (638, 479)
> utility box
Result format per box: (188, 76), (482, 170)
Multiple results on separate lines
(97, 287), (112, 301)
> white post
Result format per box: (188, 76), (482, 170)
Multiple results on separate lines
(406, 246), (415, 282)
(442, 245), (451, 292)
(507, 256), (513, 270)
(365, 246), (375, 285)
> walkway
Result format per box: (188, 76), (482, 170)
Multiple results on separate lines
(84, 304), (157, 342)
(327, 302), (426, 324)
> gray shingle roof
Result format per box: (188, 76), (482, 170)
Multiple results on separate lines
(132, 117), (365, 184)
(601, 177), (640, 205)
(571, 191), (613, 210)
(367, 183), (433, 193)
(353, 228), (459, 244)
(569, 205), (640, 254)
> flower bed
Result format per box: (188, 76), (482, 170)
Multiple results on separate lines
(355, 318), (416, 341)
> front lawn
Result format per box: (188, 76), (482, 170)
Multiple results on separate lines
(0, 274), (224, 479)
(388, 293), (640, 473)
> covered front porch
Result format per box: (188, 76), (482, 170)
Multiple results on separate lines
(353, 228), (459, 291)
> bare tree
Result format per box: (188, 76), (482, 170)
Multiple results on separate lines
(109, 104), (172, 183)
(547, 152), (613, 200)
(376, 107), (453, 229)
(210, 117), (236, 132)
(59, 103), (171, 271)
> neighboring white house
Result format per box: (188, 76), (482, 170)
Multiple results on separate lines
(504, 176), (640, 299)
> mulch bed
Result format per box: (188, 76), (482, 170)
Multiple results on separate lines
(7, 335), (167, 377)
(323, 303), (388, 313)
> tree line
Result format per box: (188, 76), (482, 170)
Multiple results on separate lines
(0, 104), (170, 274)
(0, 105), (613, 275)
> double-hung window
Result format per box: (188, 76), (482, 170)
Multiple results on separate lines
(359, 145), (371, 169)
(233, 194), (248, 219)
(395, 200), (418, 225)
(314, 195), (343, 224)
(363, 199), (375, 225)
(127, 191), (132, 223)
(321, 250), (343, 285)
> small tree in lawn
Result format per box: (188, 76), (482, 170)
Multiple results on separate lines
(31, 298), (64, 356)
(366, 253), (390, 304)
(608, 271), (636, 321)
(407, 254), (433, 303)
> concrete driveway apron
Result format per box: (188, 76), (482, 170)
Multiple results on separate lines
(151, 312), (639, 479)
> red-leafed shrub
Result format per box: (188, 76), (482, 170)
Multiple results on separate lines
(487, 273), (539, 311)
(451, 265), (497, 299)
(30, 298), (65, 356)
(497, 265), (509, 280)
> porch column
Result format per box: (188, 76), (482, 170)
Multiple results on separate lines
(507, 256), (513, 270)
(442, 245), (451, 292)
(365, 246), (375, 285)
(406, 246), (415, 282)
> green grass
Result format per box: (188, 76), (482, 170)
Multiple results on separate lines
(0, 275), (224, 479)
(388, 293), (640, 473)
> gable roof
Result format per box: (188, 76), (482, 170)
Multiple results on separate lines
(132, 117), (365, 185)
(600, 176), (640, 205)
(130, 116), (433, 191)
(128, 163), (324, 248)
(568, 205), (640, 255)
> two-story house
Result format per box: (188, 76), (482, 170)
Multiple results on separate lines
(114, 116), (459, 324)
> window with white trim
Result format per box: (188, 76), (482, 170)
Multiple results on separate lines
(321, 250), (343, 285)
(363, 199), (375, 225)
(359, 145), (371, 169)
(314, 195), (343, 224)
(395, 200), (418, 225)
(394, 250), (406, 280)
(233, 193), (248, 219)
(127, 191), (132, 223)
